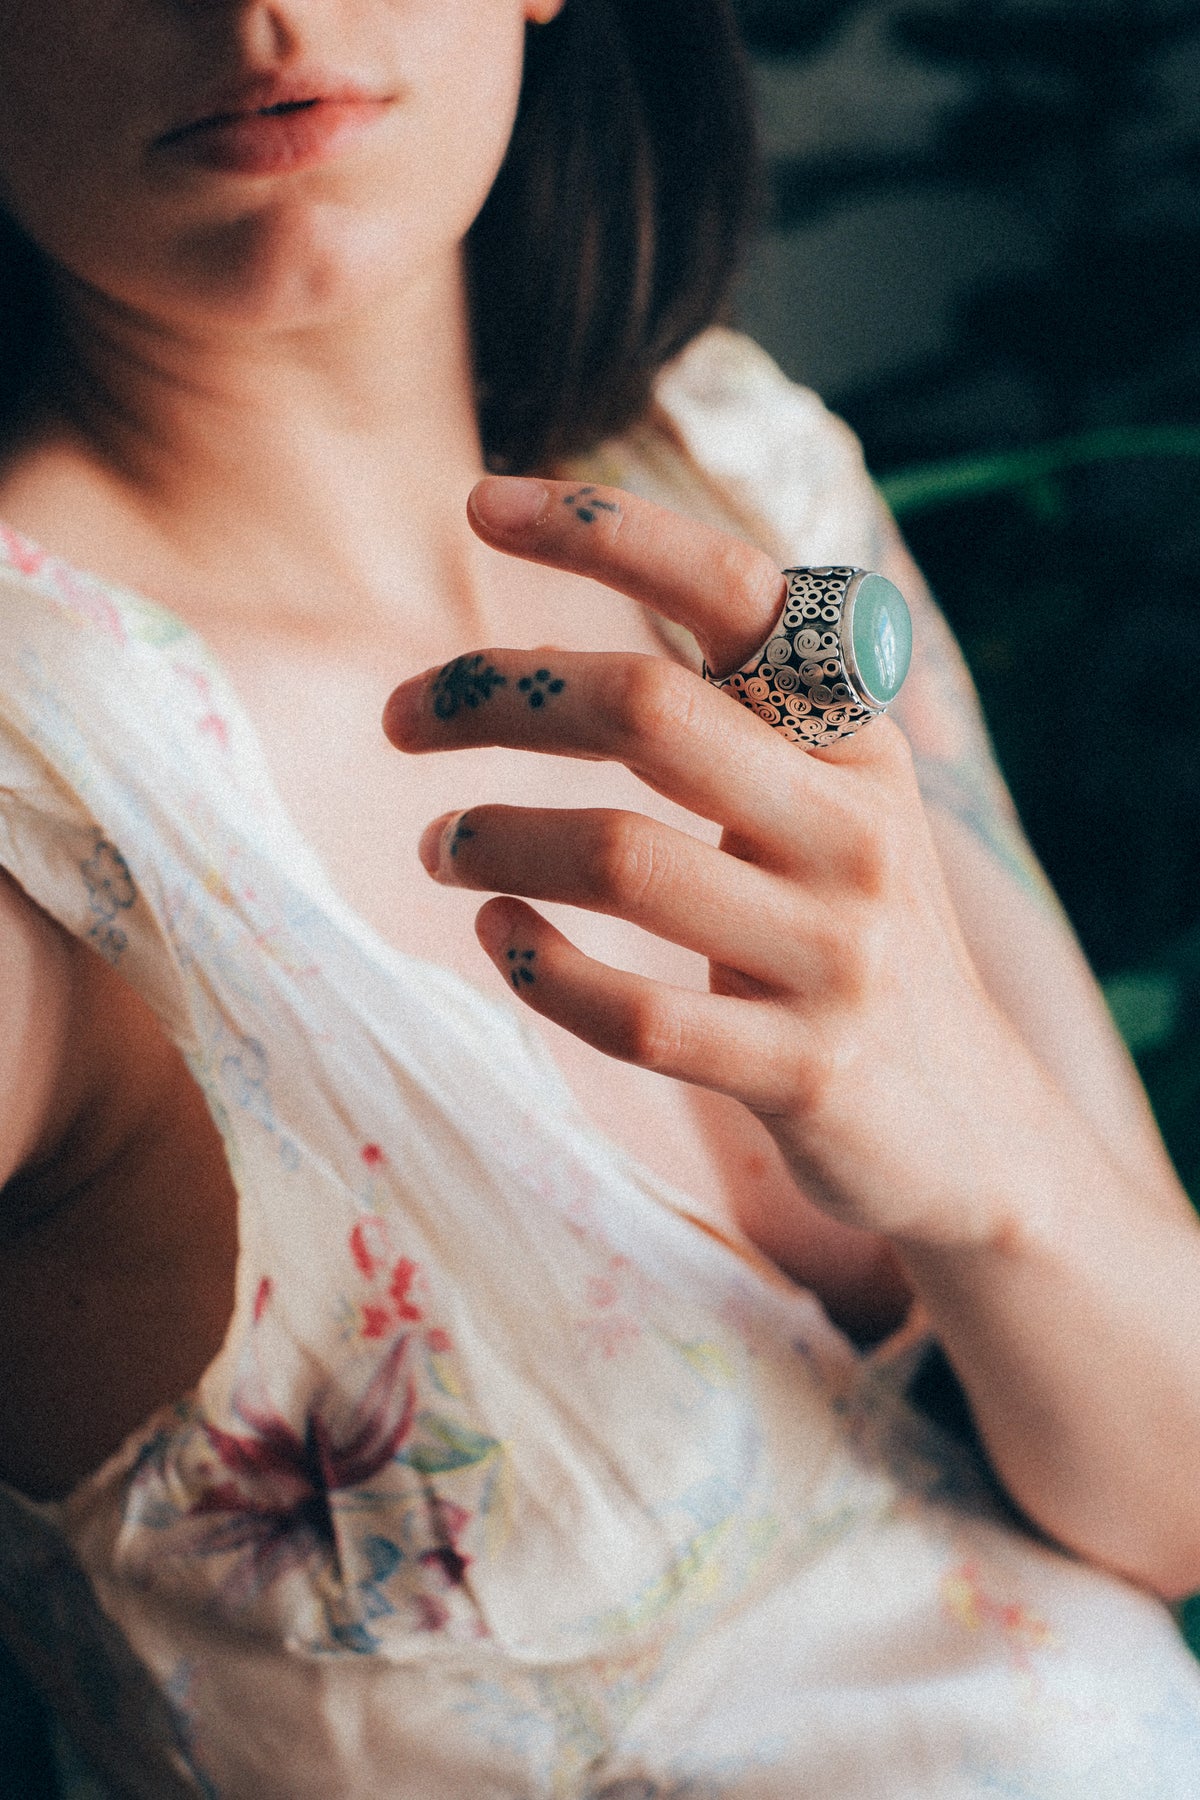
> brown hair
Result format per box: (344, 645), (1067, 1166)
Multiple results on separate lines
(470, 0), (761, 471)
(0, 211), (54, 438)
(0, 0), (760, 468)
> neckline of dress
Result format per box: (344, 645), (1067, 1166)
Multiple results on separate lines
(0, 506), (809, 1333)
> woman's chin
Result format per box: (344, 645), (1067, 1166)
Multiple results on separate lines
(145, 204), (448, 336)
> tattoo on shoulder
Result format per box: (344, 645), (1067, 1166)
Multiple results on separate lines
(432, 655), (507, 721)
(563, 485), (619, 525)
(506, 947), (537, 989)
(517, 668), (565, 709)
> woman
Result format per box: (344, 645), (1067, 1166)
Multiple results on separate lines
(0, 1), (1199, 1794)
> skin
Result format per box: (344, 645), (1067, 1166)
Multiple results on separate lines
(0, 1), (1197, 1600)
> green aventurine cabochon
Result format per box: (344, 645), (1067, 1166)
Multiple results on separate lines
(848, 573), (912, 707)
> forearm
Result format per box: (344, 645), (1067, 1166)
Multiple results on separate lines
(898, 1047), (1200, 1598)
(874, 522), (1200, 1587)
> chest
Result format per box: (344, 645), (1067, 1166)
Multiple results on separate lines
(205, 613), (910, 1341)
(207, 593), (768, 1218)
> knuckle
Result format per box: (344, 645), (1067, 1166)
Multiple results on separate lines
(738, 554), (790, 637)
(847, 818), (901, 900)
(874, 716), (918, 783)
(586, 815), (664, 915)
(836, 891), (897, 994)
(610, 992), (684, 1073)
(611, 655), (700, 752)
(820, 785), (901, 900)
(705, 535), (777, 613)
(772, 1032), (841, 1124)
(838, 912), (890, 1001)
(802, 913), (866, 1004)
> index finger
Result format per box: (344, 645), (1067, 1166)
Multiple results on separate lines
(467, 476), (787, 678)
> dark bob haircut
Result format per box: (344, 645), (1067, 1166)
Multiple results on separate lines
(470, 0), (760, 471)
(0, 0), (759, 475)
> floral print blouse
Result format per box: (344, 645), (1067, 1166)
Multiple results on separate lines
(1, 331), (1199, 1799)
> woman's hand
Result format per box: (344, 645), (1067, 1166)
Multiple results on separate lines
(383, 476), (1200, 1593)
(382, 476), (1040, 1258)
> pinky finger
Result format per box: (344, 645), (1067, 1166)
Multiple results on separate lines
(474, 896), (794, 1111)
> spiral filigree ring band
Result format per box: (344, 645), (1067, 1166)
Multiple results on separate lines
(702, 567), (913, 748)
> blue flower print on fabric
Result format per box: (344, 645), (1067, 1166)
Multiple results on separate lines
(163, 1663), (222, 1800)
(212, 1025), (300, 1170)
(80, 836), (136, 963)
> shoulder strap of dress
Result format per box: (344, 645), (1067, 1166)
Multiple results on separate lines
(0, 534), (331, 1056)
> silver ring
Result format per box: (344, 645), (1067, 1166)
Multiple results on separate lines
(702, 567), (912, 748)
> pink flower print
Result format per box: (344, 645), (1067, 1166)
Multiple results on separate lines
(587, 1274), (620, 1311)
(941, 1560), (1053, 1672)
(57, 564), (127, 643)
(197, 712), (229, 750)
(0, 524), (45, 577)
(361, 1143), (385, 1167)
(420, 1497), (472, 1589)
(347, 1220), (427, 1336)
(350, 1219), (383, 1279)
(185, 1332), (417, 1608)
(578, 1255), (642, 1359)
(389, 1258), (422, 1322)
(171, 661), (230, 751)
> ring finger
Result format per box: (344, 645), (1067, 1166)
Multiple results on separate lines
(419, 802), (840, 993)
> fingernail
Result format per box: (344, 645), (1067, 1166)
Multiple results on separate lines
(382, 681), (418, 744)
(417, 812), (458, 876)
(469, 477), (549, 535)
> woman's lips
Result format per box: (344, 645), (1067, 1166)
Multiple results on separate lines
(157, 96), (392, 176)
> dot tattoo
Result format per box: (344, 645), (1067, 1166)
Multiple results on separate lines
(563, 485), (620, 525)
(517, 668), (566, 709)
(448, 820), (475, 859)
(506, 947), (537, 989)
(432, 654), (508, 721)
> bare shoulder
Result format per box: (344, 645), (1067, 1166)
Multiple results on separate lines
(0, 875), (202, 1223)
(0, 868), (86, 1195)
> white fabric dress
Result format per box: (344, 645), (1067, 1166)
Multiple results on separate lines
(1, 329), (1198, 1799)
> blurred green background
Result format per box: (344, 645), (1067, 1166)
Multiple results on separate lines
(733, 0), (1200, 1650)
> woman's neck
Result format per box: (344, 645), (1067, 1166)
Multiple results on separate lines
(0, 257), (502, 644)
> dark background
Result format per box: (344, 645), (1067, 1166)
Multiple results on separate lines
(732, 0), (1200, 1647)
(736, 0), (1200, 1188)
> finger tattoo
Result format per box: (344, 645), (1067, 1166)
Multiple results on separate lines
(432, 654), (508, 721)
(506, 946), (538, 989)
(516, 668), (566, 709)
(562, 485), (620, 526)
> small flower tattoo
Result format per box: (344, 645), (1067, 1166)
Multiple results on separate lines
(506, 947), (537, 989)
(432, 654), (508, 721)
(563, 485), (620, 525)
(517, 669), (565, 709)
